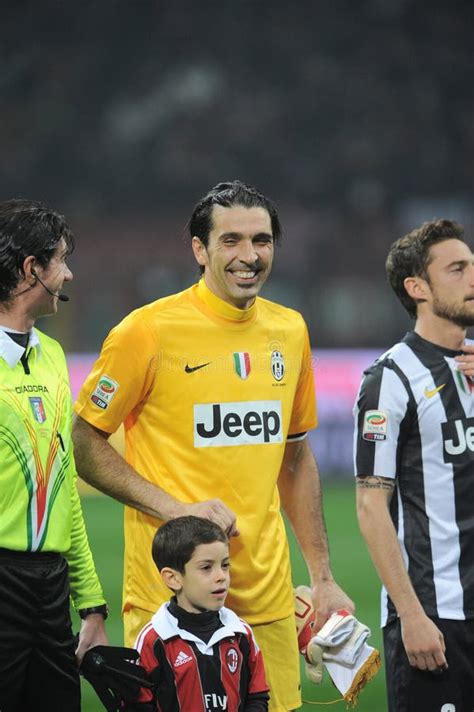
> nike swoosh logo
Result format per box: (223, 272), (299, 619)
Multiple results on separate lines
(424, 384), (446, 398)
(185, 362), (211, 373)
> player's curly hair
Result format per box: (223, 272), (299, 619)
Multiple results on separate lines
(188, 180), (281, 275)
(0, 199), (74, 302)
(386, 219), (465, 318)
(152, 516), (228, 574)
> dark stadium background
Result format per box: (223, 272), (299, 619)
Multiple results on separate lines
(2, 1), (473, 709)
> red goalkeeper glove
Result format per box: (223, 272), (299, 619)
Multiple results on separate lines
(294, 586), (324, 684)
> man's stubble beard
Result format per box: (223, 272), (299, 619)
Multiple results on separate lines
(432, 295), (474, 328)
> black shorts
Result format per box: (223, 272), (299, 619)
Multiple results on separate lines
(384, 616), (474, 712)
(0, 548), (80, 712)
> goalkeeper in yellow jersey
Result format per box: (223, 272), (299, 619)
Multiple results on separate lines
(73, 180), (353, 711)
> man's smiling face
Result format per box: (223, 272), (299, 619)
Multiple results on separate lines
(192, 204), (274, 310)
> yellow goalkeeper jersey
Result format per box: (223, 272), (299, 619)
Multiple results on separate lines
(75, 279), (317, 624)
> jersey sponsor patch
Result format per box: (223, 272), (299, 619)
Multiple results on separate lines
(362, 410), (388, 441)
(442, 417), (474, 461)
(90, 375), (119, 410)
(204, 694), (228, 710)
(15, 384), (49, 394)
(194, 400), (283, 447)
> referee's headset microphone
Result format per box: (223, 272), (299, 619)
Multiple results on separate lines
(31, 268), (69, 302)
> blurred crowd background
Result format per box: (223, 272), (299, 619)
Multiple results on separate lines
(1, 0), (473, 352)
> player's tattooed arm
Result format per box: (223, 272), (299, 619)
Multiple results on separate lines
(356, 475), (395, 507)
(356, 475), (395, 492)
(356, 473), (448, 672)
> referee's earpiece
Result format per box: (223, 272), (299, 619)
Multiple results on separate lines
(28, 266), (70, 302)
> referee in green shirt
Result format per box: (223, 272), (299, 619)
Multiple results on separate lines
(0, 199), (107, 711)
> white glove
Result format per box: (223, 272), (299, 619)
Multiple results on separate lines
(308, 610), (381, 706)
(312, 610), (369, 667)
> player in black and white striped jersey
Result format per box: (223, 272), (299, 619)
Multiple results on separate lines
(354, 219), (474, 712)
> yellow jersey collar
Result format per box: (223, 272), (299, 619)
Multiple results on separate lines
(197, 278), (257, 323)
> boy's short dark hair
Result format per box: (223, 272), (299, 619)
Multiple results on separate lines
(385, 218), (465, 318)
(152, 516), (228, 574)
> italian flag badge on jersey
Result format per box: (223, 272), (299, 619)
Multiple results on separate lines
(456, 369), (474, 394)
(233, 352), (251, 379)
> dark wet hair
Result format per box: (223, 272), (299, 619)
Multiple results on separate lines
(188, 180), (281, 273)
(0, 199), (74, 302)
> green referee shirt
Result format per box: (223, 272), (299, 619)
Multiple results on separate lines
(0, 326), (105, 611)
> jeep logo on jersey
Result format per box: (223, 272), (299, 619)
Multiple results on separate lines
(194, 401), (282, 447)
(271, 350), (285, 381)
(443, 418), (474, 461)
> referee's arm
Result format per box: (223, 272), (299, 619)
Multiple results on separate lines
(356, 475), (447, 672)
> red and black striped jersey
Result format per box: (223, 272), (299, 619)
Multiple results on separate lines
(133, 602), (269, 711)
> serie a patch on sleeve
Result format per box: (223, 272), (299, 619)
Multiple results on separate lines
(90, 375), (120, 410)
(362, 410), (388, 442)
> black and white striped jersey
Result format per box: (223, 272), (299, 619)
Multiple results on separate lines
(353, 331), (474, 627)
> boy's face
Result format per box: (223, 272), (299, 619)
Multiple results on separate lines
(175, 541), (230, 614)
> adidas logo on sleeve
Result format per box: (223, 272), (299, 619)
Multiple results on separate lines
(174, 650), (193, 667)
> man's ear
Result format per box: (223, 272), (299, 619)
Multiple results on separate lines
(191, 237), (207, 269)
(21, 255), (38, 285)
(404, 275), (430, 302)
(160, 567), (183, 593)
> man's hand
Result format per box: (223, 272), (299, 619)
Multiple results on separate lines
(75, 614), (108, 666)
(455, 343), (474, 379)
(179, 499), (239, 537)
(312, 580), (355, 632)
(400, 611), (447, 672)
